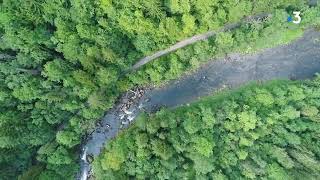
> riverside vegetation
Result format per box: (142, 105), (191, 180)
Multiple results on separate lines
(94, 77), (320, 179)
(0, 0), (319, 179)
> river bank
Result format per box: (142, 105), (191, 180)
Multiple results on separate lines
(78, 29), (320, 179)
(143, 29), (320, 109)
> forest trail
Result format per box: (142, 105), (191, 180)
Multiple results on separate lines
(79, 29), (320, 180)
(131, 13), (271, 70)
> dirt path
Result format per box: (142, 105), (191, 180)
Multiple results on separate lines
(131, 13), (271, 70)
(143, 30), (320, 108)
(78, 30), (320, 180)
(78, 29), (320, 179)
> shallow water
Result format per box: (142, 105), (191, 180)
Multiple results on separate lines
(78, 30), (320, 179)
(144, 30), (320, 108)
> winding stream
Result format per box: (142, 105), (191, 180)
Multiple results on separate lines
(78, 30), (320, 179)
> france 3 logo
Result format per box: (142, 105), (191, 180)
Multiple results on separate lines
(287, 11), (301, 24)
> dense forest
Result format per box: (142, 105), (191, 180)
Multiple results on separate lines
(0, 0), (319, 179)
(94, 77), (320, 179)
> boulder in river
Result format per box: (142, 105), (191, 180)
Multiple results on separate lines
(87, 155), (94, 163)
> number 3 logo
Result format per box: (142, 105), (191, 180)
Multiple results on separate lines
(293, 11), (301, 24)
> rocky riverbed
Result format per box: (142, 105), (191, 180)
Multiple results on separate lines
(78, 29), (320, 180)
(77, 86), (150, 179)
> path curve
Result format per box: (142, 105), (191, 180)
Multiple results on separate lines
(131, 13), (271, 70)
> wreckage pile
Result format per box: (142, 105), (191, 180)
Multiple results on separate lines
(117, 87), (147, 128)
(78, 87), (148, 180)
(91, 87), (147, 133)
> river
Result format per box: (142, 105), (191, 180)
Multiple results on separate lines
(78, 29), (320, 179)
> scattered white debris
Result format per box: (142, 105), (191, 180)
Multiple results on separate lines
(128, 115), (135, 122)
(121, 121), (129, 125)
(80, 168), (88, 180)
(124, 109), (133, 115)
(81, 147), (88, 161)
(119, 114), (125, 120)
